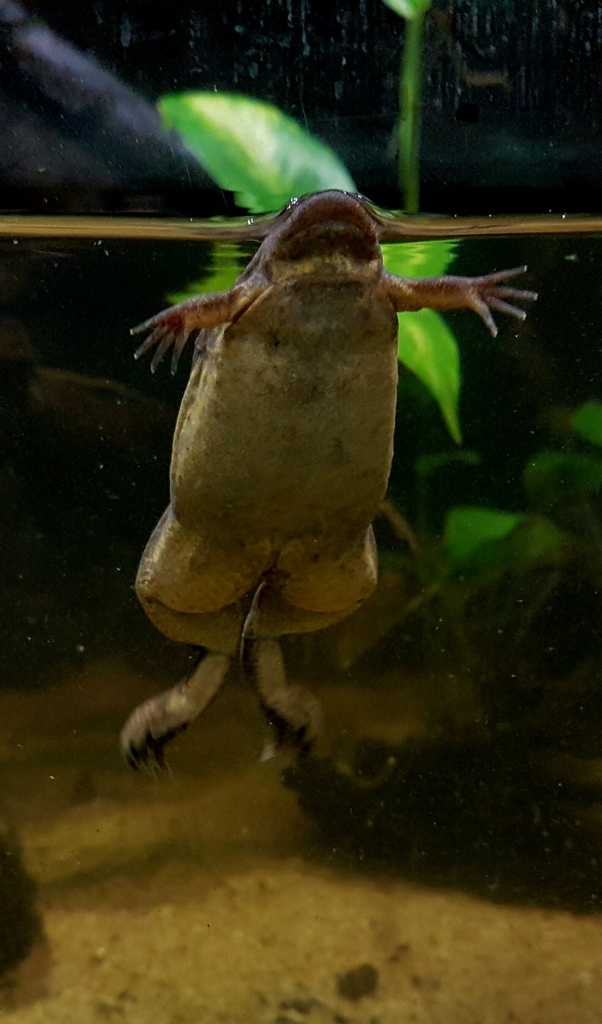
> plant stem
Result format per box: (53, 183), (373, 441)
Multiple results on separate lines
(399, 13), (424, 214)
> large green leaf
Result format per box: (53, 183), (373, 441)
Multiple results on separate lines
(158, 92), (356, 214)
(384, 240), (460, 441)
(445, 507), (524, 566)
(444, 506), (564, 576)
(571, 400), (602, 447)
(397, 308), (462, 444)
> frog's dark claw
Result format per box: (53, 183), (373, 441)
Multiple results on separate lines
(120, 651), (230, 769)
(122, 721), (188, 771)
(119, 694), (190, 770)
(259, 687), (322, 757)
(250, 639), (322, 757)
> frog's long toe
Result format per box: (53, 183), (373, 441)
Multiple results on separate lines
(120, 650), (230, 768)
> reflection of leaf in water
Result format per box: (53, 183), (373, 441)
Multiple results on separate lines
(168, 243), (248, 305)
(381, 239), (457, 279)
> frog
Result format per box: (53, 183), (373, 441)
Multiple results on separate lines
(120, 189), (536, 768)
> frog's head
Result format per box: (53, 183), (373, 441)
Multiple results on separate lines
(261, 190), (381, 279)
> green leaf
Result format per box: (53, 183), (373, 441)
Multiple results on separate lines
(158, 92), (356, 213)
(571, 400), (602, 447)
(515, 518), (564, 563)
(384, 241), (461, 443)
(381, 0), (432, 20)
(382, 239), (457, 278)
(445, 507), (525, 566)
(397, 308), (462, 444)
(444, 507), (564, 576)
(524, 451), (602, 508)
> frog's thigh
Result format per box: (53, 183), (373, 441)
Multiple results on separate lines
(279, 525), (378, 614)
(140, 597), (245, 652)
(136, 505), (264, 615)
(251, 587), (353, 638)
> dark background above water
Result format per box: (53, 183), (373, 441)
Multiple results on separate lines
(3, 0), (602, 214)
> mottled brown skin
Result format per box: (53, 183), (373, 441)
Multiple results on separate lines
(120, 190), (536, 768)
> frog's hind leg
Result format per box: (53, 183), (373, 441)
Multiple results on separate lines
(120, 585), (243, 768)
(120, 650), (229, 769)
(242, 587), (352, 757)
(246, 638), (322, 758)
(122, 504), (259, 767)
(244, 529), (379, 755)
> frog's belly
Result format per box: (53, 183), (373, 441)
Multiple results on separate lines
(171, 281), (398, 548)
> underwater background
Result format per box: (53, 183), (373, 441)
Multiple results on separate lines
(1, 223), (602, 1022)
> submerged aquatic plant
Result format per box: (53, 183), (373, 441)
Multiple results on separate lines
(381, 0), (432, 213)
(333, 395), (602, 675)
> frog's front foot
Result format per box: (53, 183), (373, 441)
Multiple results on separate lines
(455, 266), (539, 337)
(385, 265), (537, 338)
(120, 650), (230, 768)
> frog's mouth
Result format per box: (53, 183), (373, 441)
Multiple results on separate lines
(271, 190), (380, 264)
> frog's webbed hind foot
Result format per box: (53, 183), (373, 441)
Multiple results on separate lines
(250, 639), (322, 757)
(120, 650), (230, 769)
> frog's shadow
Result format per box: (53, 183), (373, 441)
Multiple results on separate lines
(284, 736), (602, 915)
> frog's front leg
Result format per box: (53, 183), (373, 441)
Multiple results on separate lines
(120, 650), (230, 768)
(131, 276), (266, 372)
(383, 265), (537, 336)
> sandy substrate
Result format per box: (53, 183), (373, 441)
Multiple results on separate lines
(6, 859), (602, 1024)
(2, 658), (602, 1023)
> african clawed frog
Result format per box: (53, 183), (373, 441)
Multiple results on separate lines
(120, 190), (536, 767)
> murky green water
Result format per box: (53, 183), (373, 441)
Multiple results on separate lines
(2, 218), (602, 1022)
